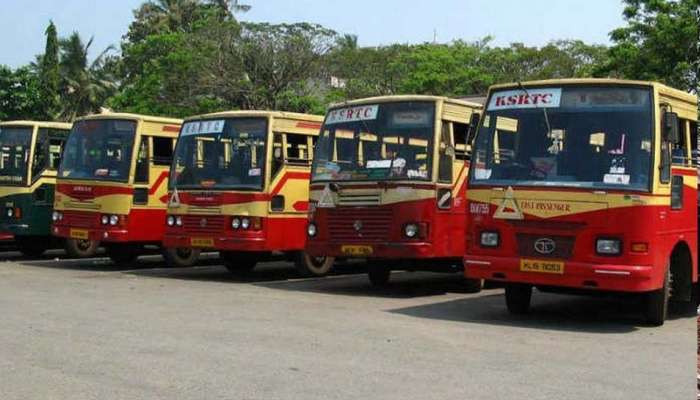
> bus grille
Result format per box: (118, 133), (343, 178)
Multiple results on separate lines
(516, 234), (575, 260)
(182, 215), (226, 235)
(62, 211), (99, 228)
(327, 208), (392, 242)
(337, 192), (381, 206)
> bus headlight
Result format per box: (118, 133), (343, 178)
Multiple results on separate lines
(167, 216), (176, 226)
(241, 218), (251, 230)
(480, 231), (499, 248)
(109, 215), (119, 226)
(307, 222), (317, 237)
(102, 215), (110, 225)
(596, 238), (621, 255)
(6, 208), (13, 218)
(52, 211), (61, 222)
(231, 217), (241, 230)
(404, 223), (419, 238)
(175, 216), (183, 227)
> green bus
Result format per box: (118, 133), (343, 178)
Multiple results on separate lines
(0, 121), (90, 257)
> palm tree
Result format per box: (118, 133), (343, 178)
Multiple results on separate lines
(58, 33), (117, 121)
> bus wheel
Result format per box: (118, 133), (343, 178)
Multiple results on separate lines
(463, 278), (483, 294)
(221, 251), (257, 275)
(645, 267), (670, 326)
(367, 264), (391, 287)
(64, 238), (98, 258)
(505, 283), (532, 315)
(105, 244), (140, 266)
(295, 252), (334, 277)
(15, 236), (49, 257)
(163, 247), (200, 268)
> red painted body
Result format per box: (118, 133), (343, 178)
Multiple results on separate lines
(464, 168), (697, 293)
(306, 178), (468, 262)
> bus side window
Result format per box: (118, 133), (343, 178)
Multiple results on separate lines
(438, 121), (454, 183)
(671, 117), (689, 165)
(152, 136), (174, 166)
(271, 133), (284, 178)
(453, 122), (470, 161)
(690, 120), (698, 166)
(48, 131), (68, 170)
(286, 133), (310, 165)
(32, 129), (49, 180)
(135, 136), (149, 184)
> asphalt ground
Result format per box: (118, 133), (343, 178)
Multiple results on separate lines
(0, 251), (694, 400)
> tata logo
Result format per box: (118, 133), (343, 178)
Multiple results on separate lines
(200, 218), (207, 228)
(353, 220), (363, 232)
(534, 238), (556, 255)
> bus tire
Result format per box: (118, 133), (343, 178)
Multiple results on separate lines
(367, 264), (391, 287)
(463, 278), (483, 294)
(15, 236), (49, 258)
(505, 283), (532, 315)
(163, 247), (200, 268)
(64, 238), (99, 258)
(645, 267), (670, 326)
(105, 244), (140, 266)
(295, 252), (334, 277)
(221, 251), (257, 275)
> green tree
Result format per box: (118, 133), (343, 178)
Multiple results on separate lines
(58, 33), (118, 120)
(597, 0), (699, 92)
(38, 21), (61, 119)
(0, 66), (43, 120)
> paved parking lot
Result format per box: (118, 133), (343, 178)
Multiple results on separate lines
(0, 252), (694, 400)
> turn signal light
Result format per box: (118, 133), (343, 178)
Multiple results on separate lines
(630, 242), (649, 253)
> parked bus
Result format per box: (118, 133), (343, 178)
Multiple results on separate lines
(306, 95), (482, 286)
(0, 121), (72, 256)
(464, 79), (698, 325)
(163, 110), (334, 275)
(51, 113), (192, 264)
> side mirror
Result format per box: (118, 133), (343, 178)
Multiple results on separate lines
(663, 111), (680, 144)
(466, 113), (481, 145)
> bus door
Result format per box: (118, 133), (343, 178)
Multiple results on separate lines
(30, 127), (69, 222)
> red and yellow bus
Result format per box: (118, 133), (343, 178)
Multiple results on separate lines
(464, 79), (698, 325)
(52, 113), (193, 265)
(163, 111), (334, 275)
(306, 95), (482, 286)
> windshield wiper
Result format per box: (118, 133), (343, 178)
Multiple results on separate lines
(517, 81), (552, 138)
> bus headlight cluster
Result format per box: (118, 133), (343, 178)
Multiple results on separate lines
(6, 208), (14, 218)
(596, 238), (621, 255)
(480, 231), (500, 248)
(101, 214), (121, 226)
(52, 211), (64, 222)
(307, 222), (317, 237)
(231, 216), (260, 230)
(166, 215), (183, 227)
(403, 223), (419, 238)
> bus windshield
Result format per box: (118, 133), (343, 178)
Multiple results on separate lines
(171, 118), (267, 190)
(470, 86), (653, 191)
(59, 119), (137, 182)
(0, 126), (33, 186)
(312, 101), (435, 182)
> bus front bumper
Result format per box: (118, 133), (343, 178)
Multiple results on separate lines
(52, 225), (130, 242)
(464, 255), (656, 293)
(163, 234), (270, 252)
(306, 241), (438, 259)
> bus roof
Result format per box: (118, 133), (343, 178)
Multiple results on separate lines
(75, 113), (183, 125)
(489, 78), (697, 104)
(184, 110), (325, 123)
(0, 121), (72, 130)
(329, 95), (483, 110)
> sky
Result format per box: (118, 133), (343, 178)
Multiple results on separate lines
(0, 0), (626, 68)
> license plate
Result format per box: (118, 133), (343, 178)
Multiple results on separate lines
(520, 259), (564, 274)
(341, 245), (373, 257)
(191, 237), (214, 247)
(69, 229), (89, 240)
